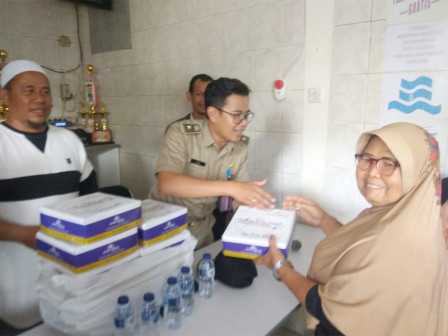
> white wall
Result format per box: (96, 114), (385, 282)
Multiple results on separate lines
(324, 0), (387, 223)
(0, 0), (83, 118)
(80, 0), (307, 206)
(0, 0), (394, 224)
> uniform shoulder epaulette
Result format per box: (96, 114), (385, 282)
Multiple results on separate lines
(239, 135), (250, 146)
(181, 122), (202, 134)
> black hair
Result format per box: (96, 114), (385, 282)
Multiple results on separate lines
(188, 74), (213, 93)
(359, 135), (375, 153)
(204, 77), (250, 109)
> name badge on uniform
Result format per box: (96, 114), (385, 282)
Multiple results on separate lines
(189, 158), (206, 167)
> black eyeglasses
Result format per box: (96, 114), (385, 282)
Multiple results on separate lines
(355, 154), (400, 176)
(214, 107), (255, 124)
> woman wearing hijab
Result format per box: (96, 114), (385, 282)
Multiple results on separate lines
(256, 122), (448, 335)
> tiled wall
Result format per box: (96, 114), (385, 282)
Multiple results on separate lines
(324, 0), (386, 223)
(80, 0), (306, 204)
(0, 0), (389, 223)
(0, 0), (83, 119)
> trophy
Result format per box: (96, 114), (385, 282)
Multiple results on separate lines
(0, 49), (7, 75)
(78, 102), (87, 128)
(86, 64), (98, 108)
(85, 102), (95, 133)
(91, 102), (112, 143)
(82, 64), (113, 144)
(100, 103), (108, 129)
(0, 49), (8, 121)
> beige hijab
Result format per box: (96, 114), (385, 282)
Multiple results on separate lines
(307, 122), (448, 335)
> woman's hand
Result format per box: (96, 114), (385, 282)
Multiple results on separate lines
(283, 195), (343, 235)
(282, 195), (326, 228)
(256, 235), (318, 305)
(254, 235), (284, 269)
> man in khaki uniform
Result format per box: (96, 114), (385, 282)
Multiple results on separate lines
(150, 78), (275, 249)
(164, 74), (213, 134)
(165, 74), (234, 241)
(179, 74), (213, 120)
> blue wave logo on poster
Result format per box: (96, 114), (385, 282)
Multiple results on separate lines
(388, 76), (441, 115)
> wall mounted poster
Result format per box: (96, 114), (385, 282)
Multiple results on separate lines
(384, 20), (448, 72)
(381, 13), (448, 175)
(380, 72), (448, 120)
(380, 70), (448, 174)
(388, 0), (448, 25)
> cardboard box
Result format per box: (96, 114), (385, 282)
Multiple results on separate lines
(40, 192), (142, 244)
(222, 206), (296, 259)
(140, 229), (191, 256)
(36, 228), (139, 274)
(138, 199), (188, 246)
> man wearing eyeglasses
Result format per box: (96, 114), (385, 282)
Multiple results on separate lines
(150, 77), (276, 249)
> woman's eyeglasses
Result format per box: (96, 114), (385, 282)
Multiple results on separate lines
(355, 154), (400, 176)
(214, 107), (255, 124)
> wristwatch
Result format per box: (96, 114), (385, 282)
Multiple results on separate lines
(272, 259), (293, 281)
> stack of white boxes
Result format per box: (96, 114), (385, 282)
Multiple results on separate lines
(35, 193), (195, 335)
(37, 192), (142, 274)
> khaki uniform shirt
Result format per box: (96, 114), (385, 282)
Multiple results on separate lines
(150, 119), (249, 249)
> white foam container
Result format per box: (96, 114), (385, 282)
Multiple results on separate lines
(138, 199), (188, 246)
(222, 206), (296, 259)
(36, 228), (139, 274)
(40, 192), (142, 244)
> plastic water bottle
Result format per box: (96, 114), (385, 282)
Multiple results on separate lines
(140, 292), (159, 336)
(163, 277), (182, 330)
(198, 253), (215, 299)
(114, 295), (135, 336)
(178, 266), (194, 316)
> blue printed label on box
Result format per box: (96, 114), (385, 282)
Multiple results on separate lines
(222, 206), (295, 260)
(138, 199), (188, 246)
(36, 229), (138, 274)
(222, 241), (289, 259)
(41, 207), (141, 244)
(39, 192), (142, 244)
(139, 213), (187, 246)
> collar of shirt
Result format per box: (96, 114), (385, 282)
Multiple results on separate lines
(201, 120), (235, 153)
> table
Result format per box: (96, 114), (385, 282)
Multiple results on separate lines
(20, 223), (323, 336)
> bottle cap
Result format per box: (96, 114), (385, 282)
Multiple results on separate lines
(202, 253), (211, 260)
(167, 277), (177, 285)
(180, 266), (190, 274)
(143, 292), (155, 302)
(117, 295), (129, 304)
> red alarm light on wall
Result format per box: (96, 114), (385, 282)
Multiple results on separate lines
(273, 79), (286, 101)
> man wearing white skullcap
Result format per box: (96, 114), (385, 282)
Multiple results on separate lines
(0, 60), (98, 330)
(0, 60), (52, 134)
(1, 60), (48, 89)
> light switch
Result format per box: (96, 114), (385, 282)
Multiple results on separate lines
(308, 88), (322, 103)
